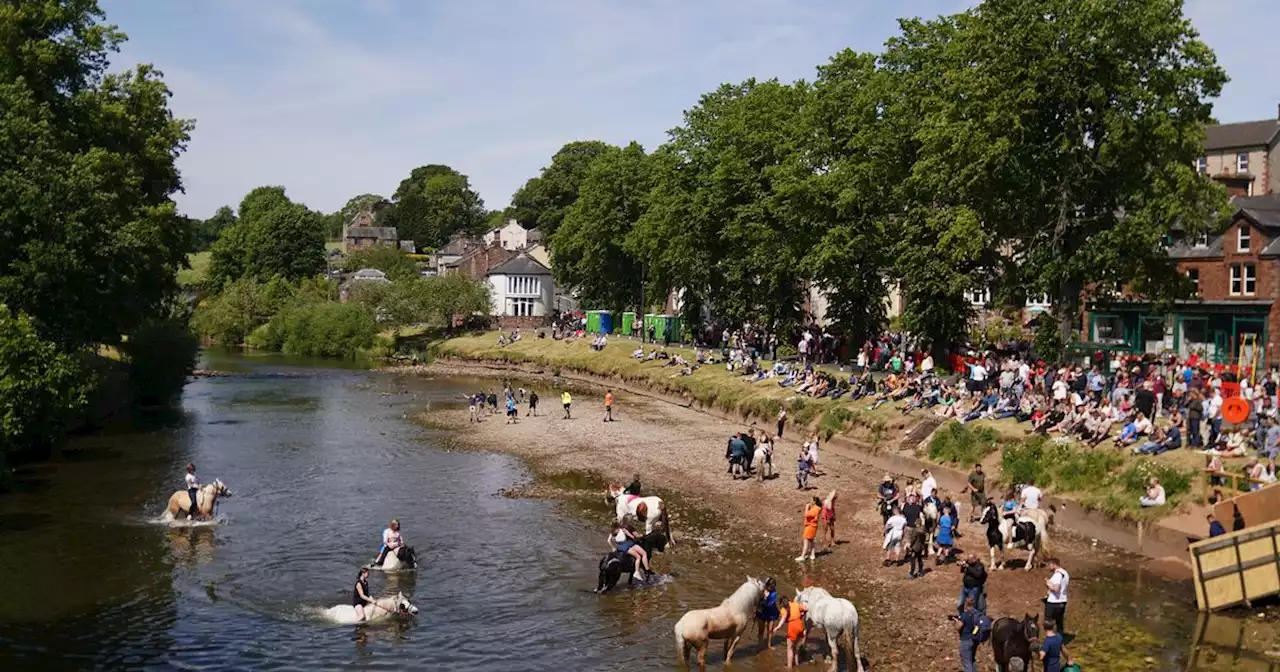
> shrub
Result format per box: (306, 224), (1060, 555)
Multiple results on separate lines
(928, 422), (1000, 467)
(0, 306), (93, 459)
(1118, 459), (1194, 499)
(1000, 435), (1056, 488)
(123, 316), (199, 406)
(1053, 448), (1125, 493)
(252, 302), (377, 358)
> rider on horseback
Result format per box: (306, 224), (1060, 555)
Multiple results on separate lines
(184, 463), (201, 520)
(352, 567), (373, 621)
(877, 474), (900, 522)
(610, 522), (653, 580)
(373, 519), (405, 567)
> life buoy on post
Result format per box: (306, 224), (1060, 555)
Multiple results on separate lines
(1222, 397), (1250, 425)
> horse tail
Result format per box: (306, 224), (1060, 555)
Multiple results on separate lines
(674, 625), (687, 664)
(843, 622), (859, 672)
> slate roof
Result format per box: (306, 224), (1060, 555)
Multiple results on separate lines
(1168, 236), (1223, 260)
(346, 226), (398, 240)
(1204, 119), (1279, 151)
(487, 254), (551, 276)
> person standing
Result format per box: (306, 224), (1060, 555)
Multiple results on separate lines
(1207, 387), (1224, 447)
(603, 390), (615, 422)
(1038, 619), (1071, 672)
(782, 595), (808, 668)
(961, 464), (986, 522)
(953, 595), (980, 672)
(796, 496), (821, 562)
(1044, 558), (1069, 635)
(956, 554), (988, 615)
(527, 390), (539, 417)
(820, 490), (838, 551)
(776, 408), (787, 439)
(561, 390), (572, 419)
(920, 469), (937, 501)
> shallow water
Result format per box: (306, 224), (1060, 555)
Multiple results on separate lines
(0, 350), (1274, 670)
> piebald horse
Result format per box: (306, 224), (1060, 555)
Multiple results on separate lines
(605, 485), (674, 546)
(922, 501), (939, 557)
(675, 576), (767, 671)
(162, 479), (231, 521)
(997, 506), (1055, 571)
(794, 586), (866, 672)
(321, 592), (419, 625)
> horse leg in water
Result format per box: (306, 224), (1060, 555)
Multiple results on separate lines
(724, 631), (744, 664)
(825, 630), (840, 672)
(696, 641), (708, 672)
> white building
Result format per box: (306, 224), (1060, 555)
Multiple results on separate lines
(482, 219), (542, 251)
(486, 254), (554, 324)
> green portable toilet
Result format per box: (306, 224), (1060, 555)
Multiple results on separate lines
(621, 312), (636, 336)
(586, 311), (601, 333)
(667, 315), (683, 344)
(643, 313), (661, 341)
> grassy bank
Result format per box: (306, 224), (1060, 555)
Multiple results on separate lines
(436, 331), (1202, 522)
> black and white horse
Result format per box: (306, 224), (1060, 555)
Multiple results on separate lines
(595, 530), (668, 593)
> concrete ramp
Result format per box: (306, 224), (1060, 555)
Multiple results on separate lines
(900, 417), (945, 451)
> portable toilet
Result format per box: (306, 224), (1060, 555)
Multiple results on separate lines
(598, 311), (614, 334)
(667, 315), (683, 344)
(586, 311), (601, 333)
(643, 313), (662, 341)
(621, 312), (636, 336)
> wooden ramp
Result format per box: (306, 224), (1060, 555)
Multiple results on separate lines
(900, 417), (944, 451)
(1188, 519), (1280, 611)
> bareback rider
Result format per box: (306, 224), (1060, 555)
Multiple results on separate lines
(609, 522), (652, 580)
(184, 463), (201, 520)
(373, 519), (405, 566)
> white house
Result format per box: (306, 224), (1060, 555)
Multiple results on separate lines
(482, 219), (542, 251)
(486, 254), (554, 325)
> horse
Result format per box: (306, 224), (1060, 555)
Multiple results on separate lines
(596, 530), (668, 593)
(980, 503), (1006, 569)
(321, 592), (419, 625)
(162, 479), (231, 521)
(991, 613), (1039, 672)
(922, 500), (939, 557)
(753, 445), (773, 481)
(369, 546), (418, 572)
(793, 587), (865, 672)
(606, 484), (674, 546)
(674, 576), (766, 671)
(997, 506), (1055, 570)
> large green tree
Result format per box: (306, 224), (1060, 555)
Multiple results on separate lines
(208, 186), (325, 287)
(384, 165), (486, 250)
(0, 0), (194, 350)
(196, 206), (237, 251)
(511, 140), (612, 241)
(550, 142), (651, 312)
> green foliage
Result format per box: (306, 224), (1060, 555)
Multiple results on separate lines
(1034, 318), (1065, 361)
(195, 206), (237, 251)
(0, 306), (92, 457)
(384, 165), (486, 250)
(122, 314), (198, 406)
(928, 423), (1001, 467)
(511, 141), (612, 241)
(1117, 459), (1194, 500)
(249, 302), (377, 359)
(0, 0), (195, 350)
(208, 186), (326, 287)
(1000, 435), (1058, 488)
(193, 277), (303, 344)
(1053, 449), (1126, 494)
(330, 193), (386, 239)
(342, 246), (420, 282)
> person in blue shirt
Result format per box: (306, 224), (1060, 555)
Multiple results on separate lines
(936, 508), (955, 563)
(1039, 620), (1071, 672)
(951, 595), (980, 672)
(1207, 513), (1226, 538)
(754, 577), (781, 648)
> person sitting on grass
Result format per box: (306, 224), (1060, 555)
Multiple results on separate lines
(1138, 477), (1166, 507)
(1134, 423), (1181, 455)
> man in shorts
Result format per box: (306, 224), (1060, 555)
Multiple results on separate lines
(562, 390), (572, 419)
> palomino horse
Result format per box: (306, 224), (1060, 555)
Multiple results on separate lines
(991, 613), (1039, 672)
(998, 506), (1055, 570)
(321, 592), (419, 625)
(794, 587), (865, 672)
(162, 479), (231, 521)
(606, 485), (674, 546)
(370, 546), (418, 572)
(596, 530), (668, 593)
(674, 576), (766, 671)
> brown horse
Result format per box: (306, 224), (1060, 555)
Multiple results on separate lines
(163, 479), (231, 521)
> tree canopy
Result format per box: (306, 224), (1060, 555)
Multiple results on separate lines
(511, 140), (612, 241)
(208, 186), (327, 287)
(384, 165), (486, 250)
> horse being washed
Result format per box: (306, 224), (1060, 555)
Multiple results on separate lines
(998, 506), (1055, 570)
(606, 484), (674, 546)
(321, 592), (419, 625)
(674, 576), (767, 671)
(794, 586), (865, 672)
(596, 530), (668, 593)
(162, 479), (231, 522)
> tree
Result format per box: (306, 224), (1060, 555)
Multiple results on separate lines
(882, 0), (1229, 345)
(342, 245), (420, 282)
(0, 0), (195, 350)
(326, 193), (387, 240)
(0, 305), (92, 461)
(384, 165), (486, 250)
(196, 206), (237, 251)
(511, 141), (612, 241)
(208, 186), (326, 286)
(550, 142), (650, 312)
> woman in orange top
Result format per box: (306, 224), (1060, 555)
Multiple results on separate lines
(782, 596), (808, 668)
(795, 496), (821, 562)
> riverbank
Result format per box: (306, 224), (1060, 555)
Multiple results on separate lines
(405, 360), (1208, 671)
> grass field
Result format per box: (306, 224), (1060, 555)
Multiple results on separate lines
(178, 251), (211, 286)
(437, 331), (1217, 520)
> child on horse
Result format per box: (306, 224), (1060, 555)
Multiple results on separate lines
(609, 522), (652, 580)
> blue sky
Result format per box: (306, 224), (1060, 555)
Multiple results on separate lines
(100, 0), (1280, 220)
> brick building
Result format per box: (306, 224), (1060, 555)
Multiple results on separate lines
(1086, 195), (1280, 366)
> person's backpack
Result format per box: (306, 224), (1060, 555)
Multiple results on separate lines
(973, 613), (993, 644)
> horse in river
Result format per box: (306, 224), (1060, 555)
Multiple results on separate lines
(606, 484), (674, 546)
(369, 546), (418, 572)
(162, 479), (231, 522)
(674, 576), (766, 671)
(793, 587), (865, 672)
(991, 613), (1039, 672)
(321, 592), (419, 625)
(997, 506), (1055, 570)
(596, 530), (668, 593)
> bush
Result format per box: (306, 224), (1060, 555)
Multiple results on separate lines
(123, 316), (199, 405)
(251, 302), (377, 358)
(929, 422), (1000, 467)
(342, 246), (420, 282)
(0, 306), (93, 458)
(1118, 459), (1194, 499)
(1053, 449), (1125, 493)
(1000, 435), (1057, 488)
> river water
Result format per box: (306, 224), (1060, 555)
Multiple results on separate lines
(0, 352), (1273, 670)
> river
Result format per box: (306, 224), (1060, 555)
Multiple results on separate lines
(0, 352), (1274, 671)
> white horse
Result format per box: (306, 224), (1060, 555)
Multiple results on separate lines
(606, 484), (674, 546)
(998, 507), (1054, 571)
(753, 445), (773, 481)
(675, 576), (766, 671)
(162, 479), (231, 522)
(794, 587), (865, 672)
(321, 592), (419, 625)
(367, 545), (418, 572)
(922, 500), (939, 557)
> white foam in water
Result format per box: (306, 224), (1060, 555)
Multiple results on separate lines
(149, 515), (229, 527)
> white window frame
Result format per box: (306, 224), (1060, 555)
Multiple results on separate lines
(1244, 263), (1257, 296)
(1238, 226), (1251, 253)
(1230, 263), (1257, 296)
(1025, 293), (1051, 308)
(966, 287), (990, 307)
(1195, 156), (1207, 173)
(1237, 152), (1250, 173)
(1193, 232), (1209, 248)
(1186, 268), (1199, 294)
(508, 297), (535, 317)
(1230, 264), (1241, 295)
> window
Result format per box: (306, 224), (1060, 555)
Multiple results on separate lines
(509, 298), (535, 317)
(1195, 156), (1207, 173)
(1186, 268), (1199, 294)
(966, 287), (990, 306)
(1230, 263), (1257, 296)
(1025, 293), (1051, 308)
(1194, 232), (1209, 248)
(1238, 226), (1251, 252)
(506, 275), (541, 296)
(1237, 152), (1250, 173)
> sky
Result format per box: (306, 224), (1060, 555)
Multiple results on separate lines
(99, 0), (1280, 220)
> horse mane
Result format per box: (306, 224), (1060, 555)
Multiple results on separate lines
(721, 579), (763, 614)
(798, 586), (833, 603)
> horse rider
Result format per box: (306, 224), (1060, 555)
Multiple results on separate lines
(877, 474), (900, 522)
(184, 463), (201, 520)
(623, 474), (642, 496)
(373, 519), (405, 566)
(609, 522), (653, 580)
(352, 567), (374, 621)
